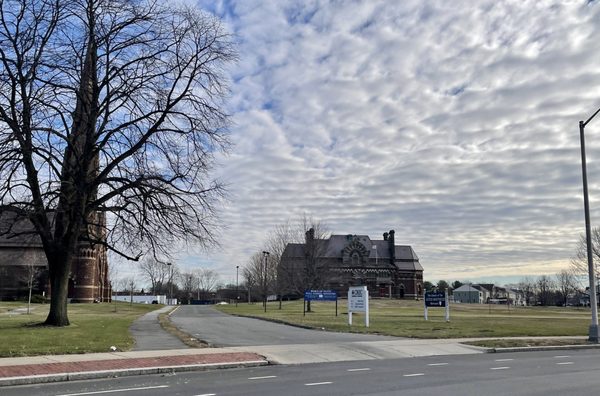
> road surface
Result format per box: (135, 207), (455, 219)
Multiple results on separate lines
(169, 305), (395, 346)
(6, 349), (600, 396)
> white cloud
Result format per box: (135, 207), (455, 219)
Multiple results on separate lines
(166, 0), (600, 285)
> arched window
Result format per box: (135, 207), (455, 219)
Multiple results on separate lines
(352, 252), (360, 265)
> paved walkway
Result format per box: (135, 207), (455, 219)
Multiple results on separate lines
(129, 306), (189, 350)
(0, 349), (267, 387)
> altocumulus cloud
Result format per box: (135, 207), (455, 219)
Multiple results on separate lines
(181, 0), (600, 283)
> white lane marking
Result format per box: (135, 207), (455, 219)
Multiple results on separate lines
(427, 363), (448, 366)
(305, 382), (333, 386)
(494, 359), (513, 362)
(194, 394), (216, 396)
(58, 386), (169, 396)
(556, 362), (574, 365)
(403, 373), (425, 377)
(490, 367), (510, 370)
(347, 368), (371, 372)
(554, 355), (571, 358)
(248, 375), (277, 380)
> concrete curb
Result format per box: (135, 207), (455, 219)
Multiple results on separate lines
(0, 360), (268, 387)
(490, 344), (600, 353)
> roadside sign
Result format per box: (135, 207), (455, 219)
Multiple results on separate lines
(304, 290), (337, 301)
(348, 286), (369, 327)
(425, 292), (446, 307)
(303, 290), (338, 317)
(424, 290), (450, 322)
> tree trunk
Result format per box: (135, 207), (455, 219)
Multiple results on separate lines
(44, 254), (72, 326)
(27, 282), (32, 315)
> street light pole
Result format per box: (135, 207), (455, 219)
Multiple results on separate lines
(236, 265), (239, 307)
(262, 251), (269, 313)
(579, 109), (600, 343)
(167, 262), (173, 306)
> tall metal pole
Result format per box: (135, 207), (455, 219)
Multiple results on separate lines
(580, 118), (599, 342)
(262, 251), (269, 313)
(236, 265), (239, 307)
(167, 262), (174, 306)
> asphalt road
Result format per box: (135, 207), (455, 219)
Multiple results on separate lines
(169, 305), (395, 346)
(6, 349), (600, 396)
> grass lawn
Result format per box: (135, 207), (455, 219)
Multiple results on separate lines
(0, 301), (160, 357)
(216, 299), (593, 339)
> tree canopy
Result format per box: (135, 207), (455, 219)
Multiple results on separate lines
(0, 0), (235, 325)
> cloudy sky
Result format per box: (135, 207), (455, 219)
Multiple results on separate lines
(159, 0), (600, 285)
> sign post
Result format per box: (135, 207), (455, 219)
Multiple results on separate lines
(303, 290), (338, 316)
(424, 290), (449, 322)
(348, 286), (369, 327)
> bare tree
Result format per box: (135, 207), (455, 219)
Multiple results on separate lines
(265, 221), (295, 308)
(244, 251), (275, 310)
(555, 269), (577, 307)
(179, 271), (195, 304)
(242, 265), (257, 303)
(0, 0), (235, 325)
(518, 277), (536, 306)
(17, 251), (44, 314)
(536, 275), (556, 306)
(571, 227), (600, 286)
(196, 268), (219, 300)
(277, 215), (330, 311)
(139, 259), (169, 295)
(127, 277), (136, 306)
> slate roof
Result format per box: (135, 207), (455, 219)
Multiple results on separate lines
(0, 213), (43, 248)
(281, 233), (423, 271)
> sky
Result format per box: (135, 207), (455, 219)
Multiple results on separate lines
(126, 0), (600, 286)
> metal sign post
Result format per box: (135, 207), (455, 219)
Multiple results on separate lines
(424, 290), (449, 322)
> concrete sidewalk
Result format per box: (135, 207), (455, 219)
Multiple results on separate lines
(0, 349), (267, 387)
(3, 337), (600, 387)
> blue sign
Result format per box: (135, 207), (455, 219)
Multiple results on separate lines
(304, 290), (337, 301)
(425, 292), (446, 307)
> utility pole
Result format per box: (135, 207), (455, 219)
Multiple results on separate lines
(262, 251), (269, 313)
(579, 109), (600, 343)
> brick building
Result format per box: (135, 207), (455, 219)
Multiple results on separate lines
(280, 229), (424, 298)
(0, 213), (110, 302)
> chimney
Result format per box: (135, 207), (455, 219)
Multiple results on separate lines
(305, 227), (315, 252)
(388, 229), (395, 264)
(383, 232), (388, 241)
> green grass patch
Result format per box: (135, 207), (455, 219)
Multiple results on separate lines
(217, 299), (593, 339)
(0, 302), (160, 357)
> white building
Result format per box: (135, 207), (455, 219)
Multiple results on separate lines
(112, 294), (172, 304)
(453, 285), (485, 303)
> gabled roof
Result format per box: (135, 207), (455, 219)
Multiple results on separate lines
(453, 285), (481, 293)
(281, 233), (422, 270)
(282, 243), (305, 258)
(0, 212), (43, 248)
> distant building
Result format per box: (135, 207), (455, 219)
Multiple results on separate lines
(0, 213), (110, 302)
(453, 283), (526, 305)
(453, 284), (485, 303)
(280, 229), (424, 298)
